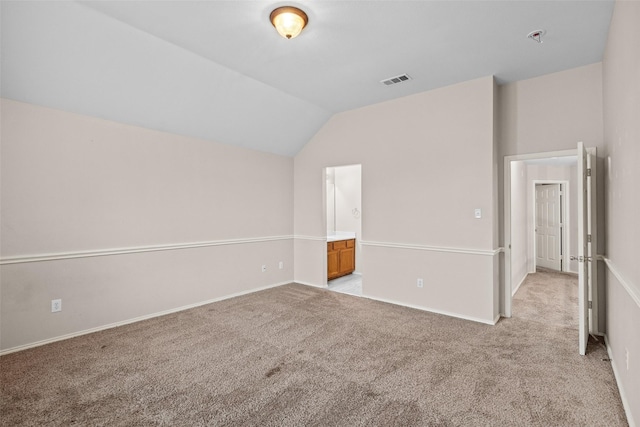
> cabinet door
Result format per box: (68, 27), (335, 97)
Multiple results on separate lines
(339, 247), (355, 275)
(328, 247), (340, 279)
(333, 240), (348, 250)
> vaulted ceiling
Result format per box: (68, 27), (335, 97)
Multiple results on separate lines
(1, 1), (614, 156)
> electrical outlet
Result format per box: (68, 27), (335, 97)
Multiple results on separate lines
(278, 261), (284, 269)
(262, 265), (267, 273)
(417, 278), (424, 288)
(51, 299), (62, 313)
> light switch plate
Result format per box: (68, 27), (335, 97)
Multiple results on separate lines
(474, 208), (482, 219)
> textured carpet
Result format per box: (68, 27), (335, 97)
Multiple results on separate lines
(513, 268), (579, 329)
(1, 275), (628, 426)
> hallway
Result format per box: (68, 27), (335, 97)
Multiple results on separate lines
(512, 269), (579, 330)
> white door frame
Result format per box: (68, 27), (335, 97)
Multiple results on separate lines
(504, 147), (599, 337)
(532, 180), (570, 273)
(577, 142), (590, 355)
(504, 148), (576, 318)
(323, 164), (363, 286)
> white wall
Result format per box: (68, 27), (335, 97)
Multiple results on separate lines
(602, 1), (640, 424)
(510, 161), (528, 294)
(0, 99), (294, 352)
(326, 168), (336, 233)
(294, 76), (500, 324)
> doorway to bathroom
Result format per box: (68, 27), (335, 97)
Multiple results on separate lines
(325, 164), (362, 296)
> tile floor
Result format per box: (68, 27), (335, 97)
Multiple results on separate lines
(327, 274), (362, 296)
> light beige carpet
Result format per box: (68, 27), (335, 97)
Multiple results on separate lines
(0, 274), (628, 426)
(513, 268), (579, 329)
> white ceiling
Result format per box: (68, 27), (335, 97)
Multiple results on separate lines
(1, 1), (614, 156)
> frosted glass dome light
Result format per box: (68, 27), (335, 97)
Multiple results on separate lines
(270, 6), (308, 40)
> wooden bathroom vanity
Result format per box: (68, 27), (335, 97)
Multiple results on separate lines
(327, 238), (355, 280)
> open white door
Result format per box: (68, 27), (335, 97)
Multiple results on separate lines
(577, 142), (590, 355)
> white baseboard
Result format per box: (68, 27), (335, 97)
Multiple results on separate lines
(0, 281), (292, 356)
(605, 335), (637, 427)
(359, 294), (497, 326)
(512, 273), (528, 296)
(295, 280), (327, 289)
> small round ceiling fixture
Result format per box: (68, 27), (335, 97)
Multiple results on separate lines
(270, 6), (308, 39)
(527, 29), (546, 44)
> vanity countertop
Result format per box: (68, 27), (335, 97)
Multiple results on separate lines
(327, 232), (356, 243)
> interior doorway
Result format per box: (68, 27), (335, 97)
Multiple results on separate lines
(508, 156), (576, 297)
(504, 145), (599, 354)
(324, 164), (363, 296)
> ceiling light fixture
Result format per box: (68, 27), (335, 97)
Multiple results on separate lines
(527, 29), (546, 44)
(270, 6), (308, 39)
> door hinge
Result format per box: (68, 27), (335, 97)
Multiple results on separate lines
(586, 168), (592, 177)
(588, 300), (592, 309)
(587, 234), (592, 243)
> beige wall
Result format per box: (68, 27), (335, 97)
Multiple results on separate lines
(1, 100), (293, 254)
(294, 76), (500, 323)
(0, 99), (294, 352)
(602, 0), (640, 424)
(498, 63), (604, 157)
(510, 161), (528, 292)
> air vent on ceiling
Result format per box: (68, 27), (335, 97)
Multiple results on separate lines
(380, 74), (412, 86)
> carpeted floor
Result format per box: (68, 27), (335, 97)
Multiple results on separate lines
(513, 268), (579, 329)
(0, 273), (628, 426)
